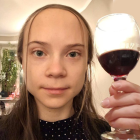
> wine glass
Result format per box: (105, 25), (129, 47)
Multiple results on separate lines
(94, 13), (140, 140)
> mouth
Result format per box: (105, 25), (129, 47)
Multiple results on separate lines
(42, 87), (69, 95)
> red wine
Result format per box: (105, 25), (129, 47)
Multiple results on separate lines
(98, 49), (139, 76)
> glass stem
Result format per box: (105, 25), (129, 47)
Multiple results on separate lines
(112, 75), (132, 134)
(112, 75), (127, 81)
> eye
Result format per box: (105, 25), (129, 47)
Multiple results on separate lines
(68, 52), (80, 57)
(34, 50), (45, 57)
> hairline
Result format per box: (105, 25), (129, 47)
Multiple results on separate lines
(23, 7), (89, 52)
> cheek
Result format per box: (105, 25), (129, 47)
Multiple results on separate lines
(69, 59), (87, 81)
(70, 66), (86, 92)
(27, 64), (41, 79)
(23, 62), (43, 88)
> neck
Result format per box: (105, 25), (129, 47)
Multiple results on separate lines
(36, 100), (75, 122)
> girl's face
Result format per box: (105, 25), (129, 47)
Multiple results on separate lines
(22, 9), (88, 110)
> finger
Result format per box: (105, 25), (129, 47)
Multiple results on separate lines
(111, 80), (140, 93)
(109, 86), (126, 96)
(109, 85), (118, 96)
(108, 118), (140, 130)
(105, 105), (140, 122)
(101, 92), (140, 108)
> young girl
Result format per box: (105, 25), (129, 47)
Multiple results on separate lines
(0, 4), (140, 140)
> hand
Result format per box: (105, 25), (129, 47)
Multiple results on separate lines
(101, 80), (140, 131)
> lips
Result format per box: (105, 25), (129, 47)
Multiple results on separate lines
(43, 87), (69, 95)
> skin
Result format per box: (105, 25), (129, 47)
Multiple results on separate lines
(101, 80), (140, 131)
(22, 9), (88, 122)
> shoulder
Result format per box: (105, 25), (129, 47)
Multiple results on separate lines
(86, 116), (111, 134)
(93, 118), (111, 134)
(80, 113), (111, 140)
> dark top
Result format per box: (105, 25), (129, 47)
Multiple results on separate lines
(40, 113), (111, 140)
(0, 113), (111, 140)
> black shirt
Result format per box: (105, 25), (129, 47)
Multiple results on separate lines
(39, 113), (111, 140)
(0, 113), (111, 140)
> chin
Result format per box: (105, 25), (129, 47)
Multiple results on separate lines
(44, 104), (66, 109)
(43, 99), (73, 109)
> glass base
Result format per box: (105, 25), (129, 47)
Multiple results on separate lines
(101, 130), (140, 140)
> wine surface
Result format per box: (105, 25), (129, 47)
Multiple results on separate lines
(98, 49), (139, 76)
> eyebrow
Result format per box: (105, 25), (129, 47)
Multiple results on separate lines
(27, 41), (85, 48)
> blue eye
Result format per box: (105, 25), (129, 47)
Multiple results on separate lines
(34, 50), (44, 57)
(68, 52), (79, 57)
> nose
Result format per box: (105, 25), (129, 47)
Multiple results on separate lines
(45, 58), (67, 78)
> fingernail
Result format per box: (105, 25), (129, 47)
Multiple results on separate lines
(101, 98), (110, 108)
(112, 82), (121, 89)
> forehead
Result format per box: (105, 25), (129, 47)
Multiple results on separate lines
(34, 8), (80, 26)
(24, 8), (88, 46)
